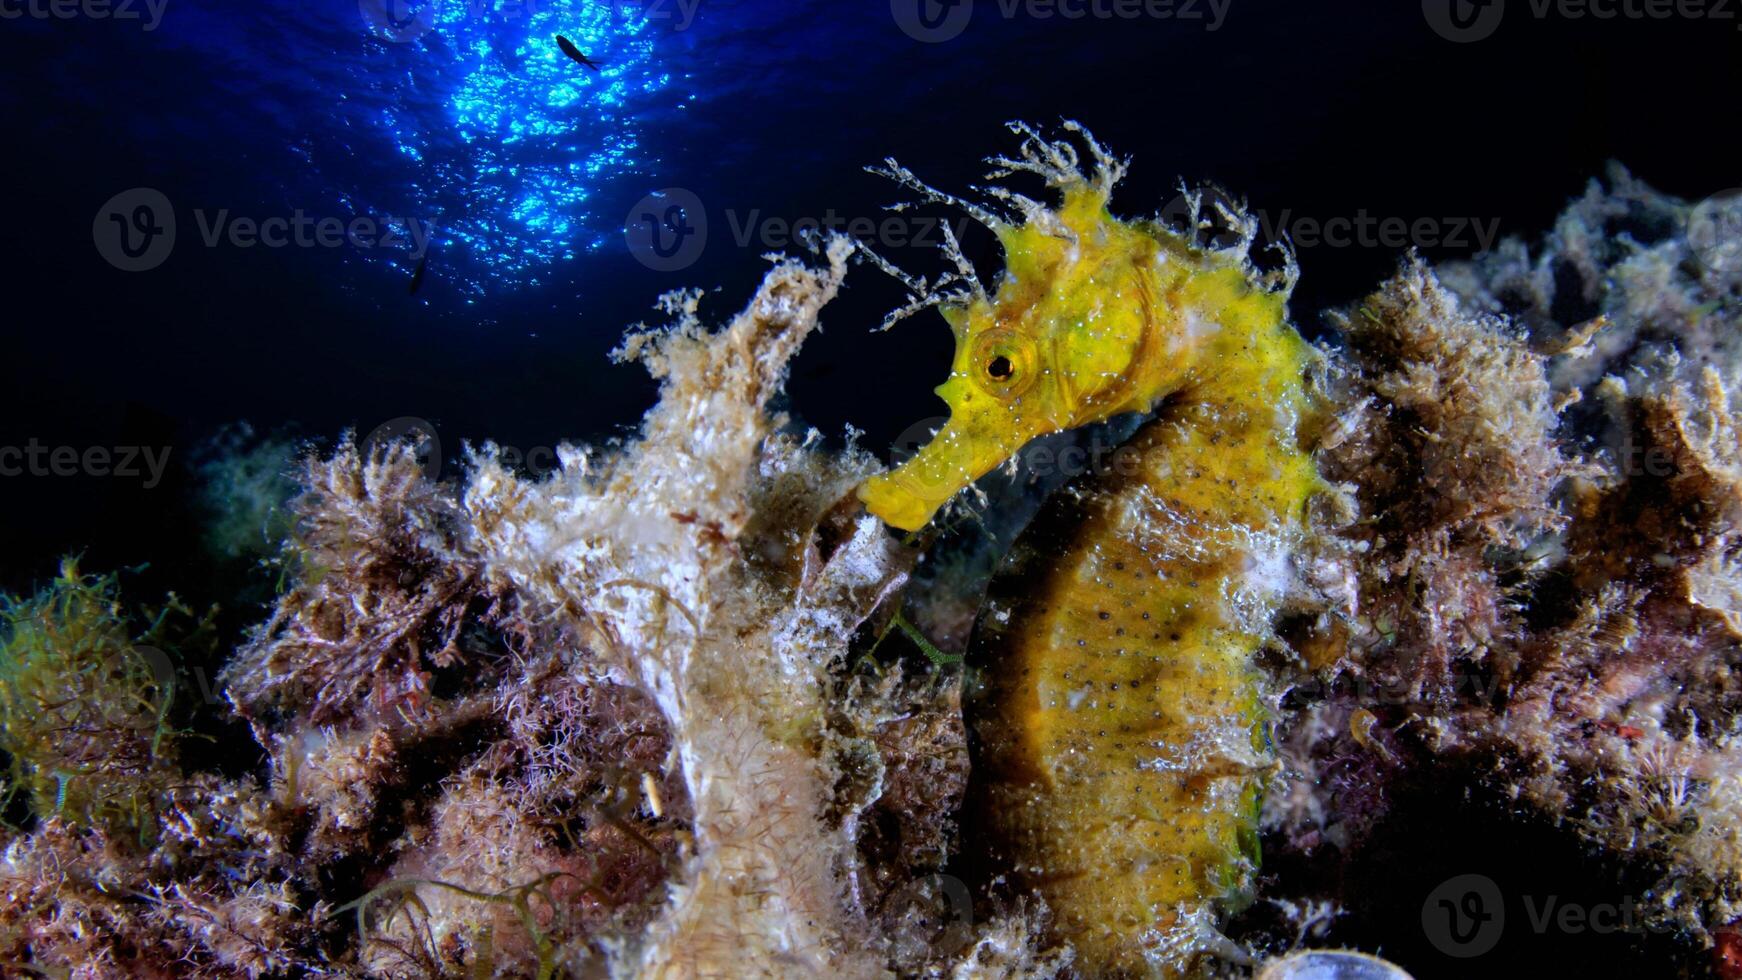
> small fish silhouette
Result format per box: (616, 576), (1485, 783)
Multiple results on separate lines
(409, 255), (428, 296)
(555, 35), (602, 71)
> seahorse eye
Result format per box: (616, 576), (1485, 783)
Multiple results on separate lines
(970, 329), (1037, 397)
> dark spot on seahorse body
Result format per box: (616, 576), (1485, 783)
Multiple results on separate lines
(1098, 611), (1111, 620)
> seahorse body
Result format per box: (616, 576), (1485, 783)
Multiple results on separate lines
(860, 124), (1323, 975)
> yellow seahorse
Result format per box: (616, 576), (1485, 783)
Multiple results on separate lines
(859, 122), (1325, 976)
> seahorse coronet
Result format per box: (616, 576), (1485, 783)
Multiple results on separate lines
(861, 123), (1326, 977)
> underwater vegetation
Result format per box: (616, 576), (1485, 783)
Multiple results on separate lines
(0, 561), (188, 846)
(0, 127), (1739, 978)
(354, 0), (680, 291)
(1275, 165), (1742, 954)
(191, 425), (300, 570)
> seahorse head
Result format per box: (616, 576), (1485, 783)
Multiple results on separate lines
(862, 188), (1185, 530)
(858, 124), (1294, 532)
(885, 133), (1299, 537)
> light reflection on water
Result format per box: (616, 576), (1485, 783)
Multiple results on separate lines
(358, 0), (687, 294)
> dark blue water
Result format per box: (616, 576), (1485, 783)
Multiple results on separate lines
(3, 8), (1739, 975)
(2, 0), (1739, 590)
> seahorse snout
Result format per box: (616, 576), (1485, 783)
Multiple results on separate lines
(859, 415), (1027, 531)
